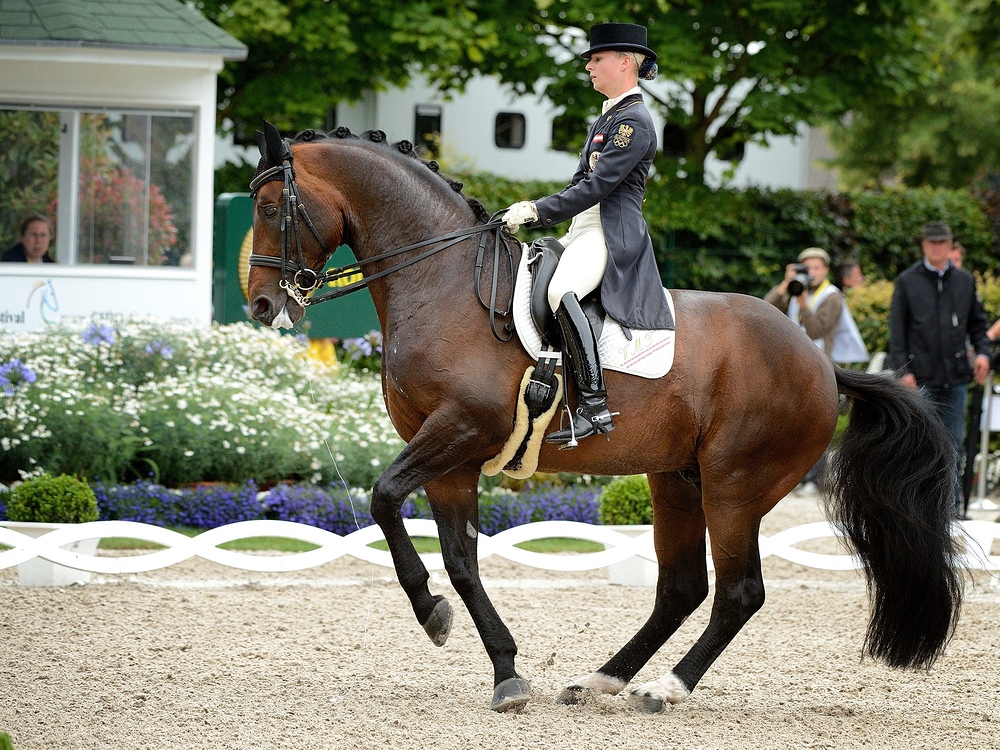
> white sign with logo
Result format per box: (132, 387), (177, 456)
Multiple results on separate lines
(0, 267), (211, 331)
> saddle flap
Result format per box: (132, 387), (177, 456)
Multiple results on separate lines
(527, 237), (604, 346)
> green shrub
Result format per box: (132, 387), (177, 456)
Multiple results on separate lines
(598, 475), (652, 525)
(6, 473), (99, 523)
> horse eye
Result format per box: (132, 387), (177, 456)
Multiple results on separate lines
(262, 205), (279, 219)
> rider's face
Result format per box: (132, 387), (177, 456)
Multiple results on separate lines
(586, 52), (630, 97)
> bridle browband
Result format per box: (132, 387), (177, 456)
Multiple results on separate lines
(248, 137), (514, 340)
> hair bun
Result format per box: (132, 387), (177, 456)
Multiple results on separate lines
(639, 59), (658, 81)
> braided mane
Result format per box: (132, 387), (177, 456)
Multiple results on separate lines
(291, 127), (490, 223)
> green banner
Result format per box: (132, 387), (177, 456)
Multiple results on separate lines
(213, 193), (380, 339)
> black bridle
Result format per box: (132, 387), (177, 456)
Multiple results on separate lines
(248, 138), (514, 340)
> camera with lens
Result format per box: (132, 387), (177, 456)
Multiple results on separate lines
(787, 263), (812, 296)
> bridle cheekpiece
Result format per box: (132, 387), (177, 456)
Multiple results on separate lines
(248, 140), (332, 309)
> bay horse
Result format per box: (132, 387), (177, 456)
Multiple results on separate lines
(247, 122), (963, 713)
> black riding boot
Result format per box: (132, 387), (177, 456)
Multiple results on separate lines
(546, 293), (615, 448)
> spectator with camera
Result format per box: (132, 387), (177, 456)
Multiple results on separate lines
(765, 247), (869, 364)
(887, 221), (991, 518)
(765, 247), (869, 495)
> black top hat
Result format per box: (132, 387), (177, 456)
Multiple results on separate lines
(580, 23), (656, 62)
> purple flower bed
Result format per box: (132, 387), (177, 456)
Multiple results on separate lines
(264, 483), (434, 535)
(93, 480), (168, 525)
(93, 480), (262, 527)
(479, 483), (601, 536)
(163, 481), (263, 528)
(9, 480), (600, 536)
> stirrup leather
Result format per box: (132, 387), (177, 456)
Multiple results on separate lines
(544, 292), (615, 449)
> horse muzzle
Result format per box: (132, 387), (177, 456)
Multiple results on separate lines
(251, 288), (303, 330)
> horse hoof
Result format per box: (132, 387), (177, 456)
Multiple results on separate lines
(556, 685), (593, 705)
(422, 596), (453, 647)
(490, 677), (531, 712)
(628, 689), (666, 714)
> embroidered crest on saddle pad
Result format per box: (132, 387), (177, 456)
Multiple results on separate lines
(511, 246), (676, 379)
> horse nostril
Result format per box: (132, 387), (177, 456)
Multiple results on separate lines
(252, 296), (272, 320)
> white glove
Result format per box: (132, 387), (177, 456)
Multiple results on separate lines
(504, 201), (538, 233)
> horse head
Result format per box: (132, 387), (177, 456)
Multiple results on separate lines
(247, 121), (342, 329)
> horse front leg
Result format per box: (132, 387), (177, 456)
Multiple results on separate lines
(559, 471), (709, 705)
(369, 414), (526, 710)
(369, 421), (463, 649)
(426, 468), (531, 712)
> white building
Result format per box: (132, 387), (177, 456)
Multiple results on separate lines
(329, 73), (839, 191)
(0, 0), (246, 332)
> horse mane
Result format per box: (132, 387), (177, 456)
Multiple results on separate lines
(290, 127), (491, 224)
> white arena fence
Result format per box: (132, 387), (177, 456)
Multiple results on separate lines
(1, 519), (998, 576)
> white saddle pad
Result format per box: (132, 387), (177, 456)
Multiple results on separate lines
(512, 245), (676, 379)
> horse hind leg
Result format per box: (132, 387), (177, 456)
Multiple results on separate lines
(628, 494), (768, 713)
(559, 472), (709, 705)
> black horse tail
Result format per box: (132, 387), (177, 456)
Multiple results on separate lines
(828, 366), (964, 670)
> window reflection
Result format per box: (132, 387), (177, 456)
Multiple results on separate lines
(77, 112), (192, 266)
(0, 107), (194, 267)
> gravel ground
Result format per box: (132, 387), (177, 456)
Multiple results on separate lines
(1, 493), (998, 750)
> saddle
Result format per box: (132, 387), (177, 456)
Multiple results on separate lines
(483, 236), (677, 478)
(526, 236), (608, 348)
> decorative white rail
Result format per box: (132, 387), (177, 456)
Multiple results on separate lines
(1, 519), (997, 575)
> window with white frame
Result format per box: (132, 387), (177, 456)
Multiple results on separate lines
(0, 106), (195, 267)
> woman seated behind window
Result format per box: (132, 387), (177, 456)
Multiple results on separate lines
(2, 214), (56, 263)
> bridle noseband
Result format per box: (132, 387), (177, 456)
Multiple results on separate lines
(247, 137), (513, 340)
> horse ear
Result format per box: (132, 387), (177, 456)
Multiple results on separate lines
(260, 120), (285, 168)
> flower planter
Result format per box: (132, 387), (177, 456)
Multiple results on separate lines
(0, 521), (99, 586)
(605, 524), (657, 587)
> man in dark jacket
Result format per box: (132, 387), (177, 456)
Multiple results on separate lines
(887, 221), (991, 516)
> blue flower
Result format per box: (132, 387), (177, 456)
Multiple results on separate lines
(82, 322), (115, 346)
(342, 336), (371, 360)
(0, 359), (37, 395)
(145, 340), (174, 358)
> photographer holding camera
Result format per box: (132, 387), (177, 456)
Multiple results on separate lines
(765, 247), (869, 364)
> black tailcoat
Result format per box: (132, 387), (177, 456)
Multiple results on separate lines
(531, 93), (673, 330)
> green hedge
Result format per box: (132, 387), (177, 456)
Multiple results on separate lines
(216, 158), (1000, 299)
(451, 172), (1000, 299)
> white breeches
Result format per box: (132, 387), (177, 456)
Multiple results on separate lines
(547, 205), (608, 313)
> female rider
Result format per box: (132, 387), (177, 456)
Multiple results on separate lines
(504, 23), (673, 447)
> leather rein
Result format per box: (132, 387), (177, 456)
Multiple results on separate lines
(247, 139), (515, 341)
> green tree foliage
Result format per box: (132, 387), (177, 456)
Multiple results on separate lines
(200, 1), (937, 185)
(521, 0), (937, 185)
(197, 0), (512, 134)
(830, 0), (1000, 188)
(0, 110), (59, 249)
